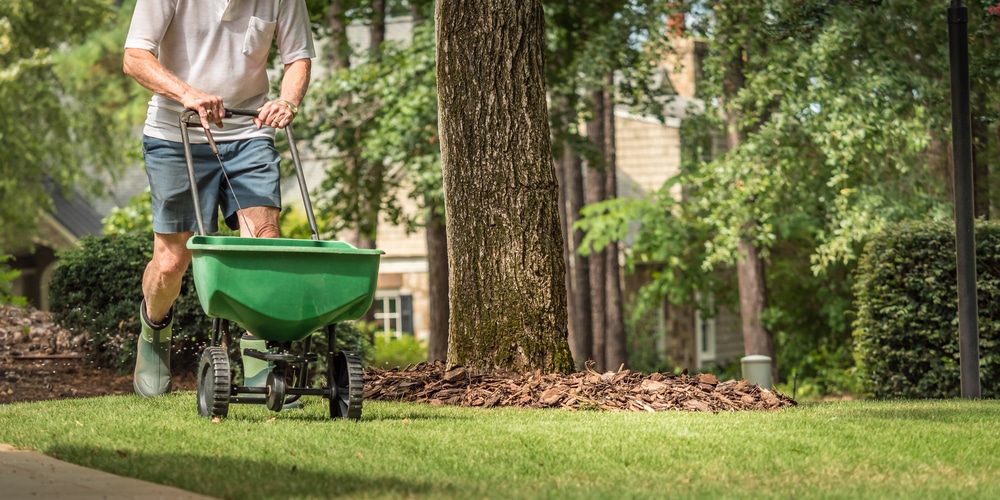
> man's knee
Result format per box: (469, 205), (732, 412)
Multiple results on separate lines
(239, 207), (280, 238)
(151, 233), (193, 278)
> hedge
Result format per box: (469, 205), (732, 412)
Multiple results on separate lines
(48, 232), (372, 377)
(853, 220), (1000, 399)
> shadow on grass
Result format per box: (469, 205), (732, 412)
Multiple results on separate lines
(45, 444), (455, 499)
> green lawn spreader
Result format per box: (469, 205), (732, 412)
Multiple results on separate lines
(180, 109), (383, 420)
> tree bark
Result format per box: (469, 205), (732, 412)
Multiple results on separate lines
(326, 0), (350, 70)
(736, 236), (773, 366)
(437, 0), (574, 374)
(565, 136), (593, 367)
(425, 202), (450, 362)
(371, 0), (386, 58)
(716, 0), (775, 380)
(602, 83), (627, 370)
(411, 0), (429, 23)
(554, 106), (574, 350)
(586, 89), (607, 370)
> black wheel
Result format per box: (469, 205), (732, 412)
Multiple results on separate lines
(329, 351), (363, 420)
(197, 346), (230, 418)
(266, 371), (286, 412)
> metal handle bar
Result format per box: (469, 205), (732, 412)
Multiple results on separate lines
(179, 108), (321, 240)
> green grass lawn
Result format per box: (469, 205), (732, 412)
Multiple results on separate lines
(1, 395), (998, 499)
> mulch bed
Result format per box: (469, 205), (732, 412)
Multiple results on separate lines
(365, 361), (796, 412)
(4, 304), (796, 411)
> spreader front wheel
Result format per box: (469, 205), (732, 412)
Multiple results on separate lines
(197, 346), (231, 418)
(329, 351), (363, 420)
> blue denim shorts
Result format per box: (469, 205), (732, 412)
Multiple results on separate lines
(142, 136), (281, 234)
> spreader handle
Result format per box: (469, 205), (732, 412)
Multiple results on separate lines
(178, 108), (322, 240)
(225, 108), (259, 118)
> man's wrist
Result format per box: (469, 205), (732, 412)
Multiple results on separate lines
(275, 99), (299, 116)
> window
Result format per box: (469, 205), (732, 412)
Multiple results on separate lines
(373, 292), (413, 339)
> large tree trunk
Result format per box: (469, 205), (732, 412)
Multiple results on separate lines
(602, 83), (627, 370)
(425, 202), (450, 362)
(586, 89), (607, 370)
(437, 0), (574, 374)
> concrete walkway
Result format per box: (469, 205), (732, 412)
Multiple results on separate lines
(0, 444), (216, 499)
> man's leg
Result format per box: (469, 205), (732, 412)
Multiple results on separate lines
(235, 206), (285, 395)
(236, 206), (280, 238)
(133, 231), (193, 397)
(143, 232), (194, 322)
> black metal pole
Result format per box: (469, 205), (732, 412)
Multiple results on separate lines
(948, 0), (981, 399)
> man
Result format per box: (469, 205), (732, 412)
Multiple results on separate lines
(123, 0), (315, 397)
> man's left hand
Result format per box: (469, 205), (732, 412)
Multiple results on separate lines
(255, 99), (298, 130)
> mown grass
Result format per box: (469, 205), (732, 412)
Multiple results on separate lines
(1, 395), (998, 499)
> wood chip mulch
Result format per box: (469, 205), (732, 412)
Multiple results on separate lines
(364, 361), (796, 412)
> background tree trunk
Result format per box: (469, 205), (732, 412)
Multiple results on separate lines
(437, 0), (574, 374)
(554, 107), (574, 349)
(586, 89), (607, 370)
(371, 0), (386, 59)
(426, 202), (450, 362)
(565, 138), (592, 367)
(716, 0), (776, 380)
(602, 82), (626, 370)
(326, 0), (350, 70)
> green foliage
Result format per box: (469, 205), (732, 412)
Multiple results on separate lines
(48, 232), (211, 374)
(853, 221), (1000, 399)
(371, 334), (427, 370)
(307, 21), (441, 240)
(102, 189), (153, 235)
(0, 255), (27, 306)
(577, 1), (973, 393)
(0, 0), (138, 252)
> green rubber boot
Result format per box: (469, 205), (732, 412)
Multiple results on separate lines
(241, 334), (302, 410)
(240, 334), (271, 389)
(133, 300), (173, 397)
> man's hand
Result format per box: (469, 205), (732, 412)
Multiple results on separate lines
(182, 90), (225, 130)
(255, 99), (297, 130)
(257, 58), (311, 130)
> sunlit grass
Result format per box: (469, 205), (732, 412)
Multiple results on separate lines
(1, 395), (998, 499)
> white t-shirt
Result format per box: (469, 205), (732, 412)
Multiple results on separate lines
(125, 0), (316, 142)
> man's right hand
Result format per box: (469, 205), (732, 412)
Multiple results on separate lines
(182, 91), (225, 130)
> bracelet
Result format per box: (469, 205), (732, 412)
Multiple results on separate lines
(274, 99), (299, 116)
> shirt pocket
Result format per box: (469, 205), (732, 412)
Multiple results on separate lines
(243, 16), (276, 59)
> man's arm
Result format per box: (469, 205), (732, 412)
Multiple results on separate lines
(255, 58), (312, 130)
(123, 48), (225, 129)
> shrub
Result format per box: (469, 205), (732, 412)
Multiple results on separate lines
(48, 232), (212, 374)
(853, 220), (1000, 399)
(372, 334), (428, 370)
(1, 255), (27, 306)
